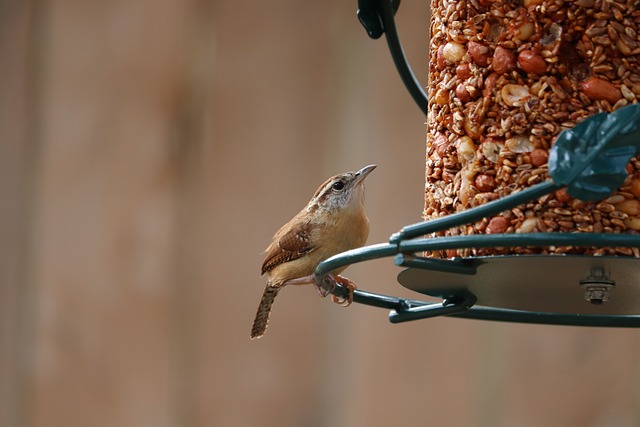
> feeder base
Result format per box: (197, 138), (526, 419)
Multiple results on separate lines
(397, 255), (640, 316)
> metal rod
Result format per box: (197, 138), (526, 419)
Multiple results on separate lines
(454, 306), (640, 328)
(315, 243), (397, 278)
(395, 253), (480, 275)
(389, 295), (477, 323)
(398, 233), (640, 253)
(378, 0), (428, 115)
(390, 181), (560, 242)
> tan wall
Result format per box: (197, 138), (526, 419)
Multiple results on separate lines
(2, 0), (640, 426)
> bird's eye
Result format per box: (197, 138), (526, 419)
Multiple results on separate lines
(332, 181), (345, 191)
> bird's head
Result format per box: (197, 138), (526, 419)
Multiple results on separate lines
(307, 164), (377, 213)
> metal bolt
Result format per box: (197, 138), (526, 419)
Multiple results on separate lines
(579, 267), (615, 305)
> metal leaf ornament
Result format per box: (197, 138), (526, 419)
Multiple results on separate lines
(548, 103), (640, 201)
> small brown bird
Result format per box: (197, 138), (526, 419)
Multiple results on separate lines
(251, 164), (376, 339)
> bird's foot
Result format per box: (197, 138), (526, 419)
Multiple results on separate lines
(331, 275), (357, 307)
(312, 274), (357, 306)
(313, 273), (335, 298)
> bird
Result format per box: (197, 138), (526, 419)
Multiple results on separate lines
(251, 164), (376, 339)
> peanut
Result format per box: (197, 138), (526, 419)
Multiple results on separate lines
(456, 136), (476, 165)
(434, 87), (450, 105)
(433, 133), (450, 157)
(501, 84), (530, 107)
(486, 216), (508, 234)
(581, 77), (623, 104)
(506, 135), (534, 153)
(468, 41), (490, 67)
(516, 218), (538, 233)
(493, 46), (516, 75)
(615, 199), (640, 216)
(463, 116), (482, 139)
(455, 83), (471, 102)
(475, 174), (496, 192)
(456, 63), (472, 79)
(518, 50), (547, 74)
(530, 149), (549, 167)
(554, 188), (572, 203)
(442, 42), (466, 63)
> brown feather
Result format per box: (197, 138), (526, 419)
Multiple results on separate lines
(251, 285), (281, 339)
(261, 219), (316, 274)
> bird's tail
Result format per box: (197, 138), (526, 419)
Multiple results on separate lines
(251, 285), (281, 339)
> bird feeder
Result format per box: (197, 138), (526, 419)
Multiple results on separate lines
(316, 0), (640, 327)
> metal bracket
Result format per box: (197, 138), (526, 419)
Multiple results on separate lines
(356, 0), (428, 115)
(389, 294), (478, 323)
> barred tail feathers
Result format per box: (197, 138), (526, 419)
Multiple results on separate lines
(251, 285), (281, 339)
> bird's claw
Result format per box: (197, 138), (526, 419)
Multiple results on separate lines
(313, 274), (335, 297)
(331, 275), (357, 307)
(312, 274), (357, 306)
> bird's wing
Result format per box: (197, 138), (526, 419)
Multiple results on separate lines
(261, 220), (316, 275)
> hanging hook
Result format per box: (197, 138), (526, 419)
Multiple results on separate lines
(357, 0), (400, 39)
(356, 0), (428, 114)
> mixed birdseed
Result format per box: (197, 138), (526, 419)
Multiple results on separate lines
(426, 0), (640, 257)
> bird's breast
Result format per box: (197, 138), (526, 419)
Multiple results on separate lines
(267, 206), (369, 284)
(312, 207), (369, 259)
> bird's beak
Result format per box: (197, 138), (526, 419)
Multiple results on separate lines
(353, 164), (377, 185)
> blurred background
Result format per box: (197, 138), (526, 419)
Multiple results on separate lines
(3, 0), (640, 426)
